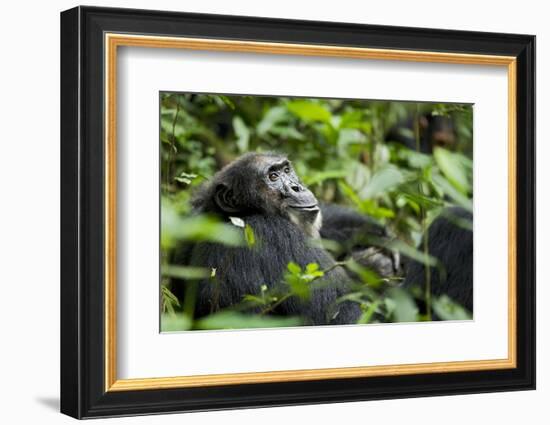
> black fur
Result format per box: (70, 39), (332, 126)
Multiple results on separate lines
(188, 214), (360, 325)
(320, 203), (387, 252)
(403, 207), (473, 311)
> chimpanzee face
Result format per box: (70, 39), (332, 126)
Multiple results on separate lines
(258, 155), (322, 237)
(210, 153), (322, 237)
(261, 158), (318, 210)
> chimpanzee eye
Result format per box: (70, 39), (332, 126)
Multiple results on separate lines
(283, 167), (290, 174)
(268, 172), (279, 181)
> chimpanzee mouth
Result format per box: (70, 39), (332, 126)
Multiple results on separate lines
(288, 204), (319, 211)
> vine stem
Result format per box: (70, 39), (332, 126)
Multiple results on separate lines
(423, 213), (432, 321)
(415, 102), (432, 320)
(414, 103), (421, 152)
(166, 96), (180, 187)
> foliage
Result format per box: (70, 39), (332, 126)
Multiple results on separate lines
(160, 93), (473, 331)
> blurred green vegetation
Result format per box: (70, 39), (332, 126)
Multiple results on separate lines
(160, 93), (473, 331)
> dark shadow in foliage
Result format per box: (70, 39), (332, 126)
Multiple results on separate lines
(404, 207), (473, 312)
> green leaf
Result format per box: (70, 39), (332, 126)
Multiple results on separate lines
(338, 180), (364, 209)
(302, 169), (348, 186)
(398, 148), (433, 169)
(286, 100), (332, 123)
(338, 181), (396, 218)
(373, 143), (391, 166)
(387, 288), (418, 323)
(358, 199), (396, 219)
(303, 270), (324, 280)
(306, 263), (320, 273)
(339, 110), (372, 133)
(174, 172), (198, 185)
(244, 224), (256, 247)
(161, 265), (212, 280)
(439, 209), (474, 231)
(269, 126), (304, 140)
(358, 300), (381, 324)
(161, 313), (193, 332)
(432, 173), (473, 212)
(361, 166), (406, 199)
(389, 239), (440, 268)
(233, 116), (250, 153)
(257, 106), (287, 136)
(433, 295), (472, 320)
(161, 205), (246, 248)
(399, 191), (444, 211)
(161, 285), (180, 315)
(195, 311), (302, 330)
(433, 147), (472, 194)
(284, 262), (316, 299)
(287, 262), (301, 275)
(217, 95), (235, 109)
(346, 162), (371, 192)
(337, 128), (365, 148)
(310, 237), (343, 255)
(242, 294), (268, 306)
(344, 259), (382, 288)
(363, 235), (442, 271)
(285, 273), (310, 300)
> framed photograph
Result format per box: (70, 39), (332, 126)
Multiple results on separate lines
(60, 6), (535, 419)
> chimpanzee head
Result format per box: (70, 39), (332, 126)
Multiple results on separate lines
(192, 153), (322, 237)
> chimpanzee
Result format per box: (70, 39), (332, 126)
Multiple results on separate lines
(403, 207), (473, 311)
(173, 152), (472, 325)
(385, 113), (456, 154)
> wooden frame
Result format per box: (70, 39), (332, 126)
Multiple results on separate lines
(61, 5), (536, 419)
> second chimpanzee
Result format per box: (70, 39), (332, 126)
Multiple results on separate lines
(386, 113), (456, 154)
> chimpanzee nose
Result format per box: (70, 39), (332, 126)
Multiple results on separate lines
(291, 184), (302, 192)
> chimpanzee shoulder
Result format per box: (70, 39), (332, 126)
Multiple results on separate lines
(320, 203), (387, 249)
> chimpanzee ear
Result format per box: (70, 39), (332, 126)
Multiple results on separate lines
(214, 183), (240, 213)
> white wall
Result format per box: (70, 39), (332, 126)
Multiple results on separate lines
(0, 0), (545, 423)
